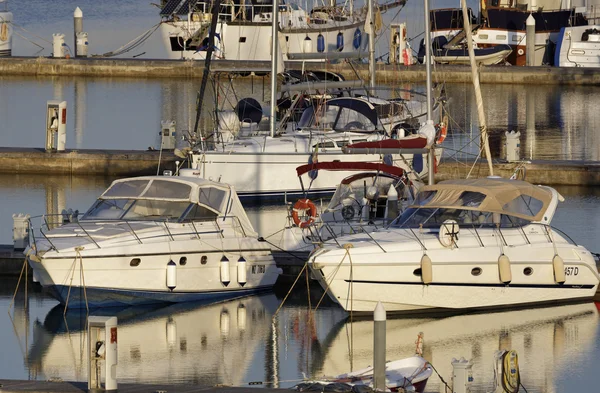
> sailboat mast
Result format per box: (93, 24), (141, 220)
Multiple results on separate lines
(424, 0), (432, 121)
(424, 0), (435, 186)
(270, 0), (280, 138)
(460, 0), (494, 176)
(368, 0), (376, 91)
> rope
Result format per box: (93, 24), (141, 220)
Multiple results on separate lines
(63, 247), (89, 315)
(8, 249), (32, 313)
(272, 262), (308, 319)
(428, 361), (452, 393)
(93, 23), (161, 58)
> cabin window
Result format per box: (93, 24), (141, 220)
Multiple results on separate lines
(122, 200), (190, 221)
(413, 268), (422, 276)
(239, 37), (247, 43)
(496, 35), (507, 41)
(144, 180), (192, 200)
(315, 141), (336, 149)
(82, 199), (134, 220)
(130, 258), (141, 267)
(182, 204), (219, 221)
(479, 34), (488, 40)
(523, 267), (533, 276)
(512, 35), (521, 42)
(471, 267), (482, 276)
(502, 195), (544, 219)
(201, 255), (208, 265)
(198, 187), (227, 212)
(179, 256), (187, 266)
(103, 180), (149, 198)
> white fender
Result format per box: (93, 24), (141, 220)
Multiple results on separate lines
(420, 254), (432, 284)
(166, 260), (177, 291)
(498, 254), (512, 284)
(385, 184), (398, 221)
(220, 255), (230, 286)
(553, 254), (566, 284)
(237, 256), (247, 287)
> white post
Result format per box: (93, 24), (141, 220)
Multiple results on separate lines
(88, 316), (118, 392)
(526, 14), (535, 66)
(373, 302), (386, 391)
(74, 7), (83, 57)
(368, 0), (376, 91)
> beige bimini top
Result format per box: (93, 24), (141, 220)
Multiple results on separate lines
(411, 178), (553, 222)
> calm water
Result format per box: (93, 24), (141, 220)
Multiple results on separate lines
(2, 277), (600, 393)
(1, 2), (600, 391)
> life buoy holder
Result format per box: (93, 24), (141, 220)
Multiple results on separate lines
(292, 198), (317, 228)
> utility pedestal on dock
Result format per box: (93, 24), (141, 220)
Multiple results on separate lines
(88, 316), (118, 393)
(45, 100), (67, 151)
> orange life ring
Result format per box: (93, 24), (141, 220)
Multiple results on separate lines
(292, 198), (317, 228)
(435, 121), (447, 145)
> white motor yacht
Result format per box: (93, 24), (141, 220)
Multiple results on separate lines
(308, 177), (600, 314)
(26, 174), (281, 308)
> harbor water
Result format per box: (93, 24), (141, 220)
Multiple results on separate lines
(1, 1), (600, 392)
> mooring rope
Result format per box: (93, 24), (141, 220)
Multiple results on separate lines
(63, 247), (89, 315)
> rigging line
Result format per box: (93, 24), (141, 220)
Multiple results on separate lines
(95, 22), (161, 57)
(12, 30), (45, 50)
(8, 249), (31, 313)
(10, 21), (53, 44)
(272, 262), (308, 319)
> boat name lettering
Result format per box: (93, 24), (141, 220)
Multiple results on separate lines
(564, 266), (579, 276)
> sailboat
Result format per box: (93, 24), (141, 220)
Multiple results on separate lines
(158, 0), (405, 62)
(305, 0), (600, 314)
(182, 0), (444, 201)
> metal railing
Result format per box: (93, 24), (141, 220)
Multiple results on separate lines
(28, 213), (248, 253)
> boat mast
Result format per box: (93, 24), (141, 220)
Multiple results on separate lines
(193, 0), (221, 139)
(270, 0), (280, 138)
(460, 0), (494, 176)
(368, 0), (376, 92)
(424, 0), (435, 186)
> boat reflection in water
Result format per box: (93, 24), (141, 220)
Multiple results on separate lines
(28, 295), (285, 386)
(313, 302), (599, 393)
(22, 291), (600, 391)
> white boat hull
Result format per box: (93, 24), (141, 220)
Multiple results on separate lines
(160, 20), (368, 61)
(310, 228), (600, 313)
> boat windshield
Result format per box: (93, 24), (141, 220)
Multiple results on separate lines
(297, 104), (377, 132)
(390, 207), (531, 229)
(81, 199), (193, 221)
(328, 175), (408, 211)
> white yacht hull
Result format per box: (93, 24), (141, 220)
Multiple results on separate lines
(192, 150), (434, 200)
(160, 20), (368, 61)
(555, 25), (600, 67)
(310, 228), (600, 314)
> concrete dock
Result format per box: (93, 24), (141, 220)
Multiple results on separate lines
(1, 56), (600, 85)
(0, 379), (288, 393)
(0, 147), (598, 185)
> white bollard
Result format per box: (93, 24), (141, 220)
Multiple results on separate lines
(74, 7), (83, 57)
(373, 302), (386, 391)
(526, 15), (535, 66)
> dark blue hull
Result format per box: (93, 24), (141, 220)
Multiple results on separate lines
(48, 284), (274, 309)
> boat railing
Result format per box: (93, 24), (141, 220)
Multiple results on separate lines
(183, 2), (302, 23)
(310, 219), (578, 251)
(29, 213), (247, 252)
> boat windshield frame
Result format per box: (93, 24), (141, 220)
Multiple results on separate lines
(296, 98), (381, 132)
(389, 206), (532, 229)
